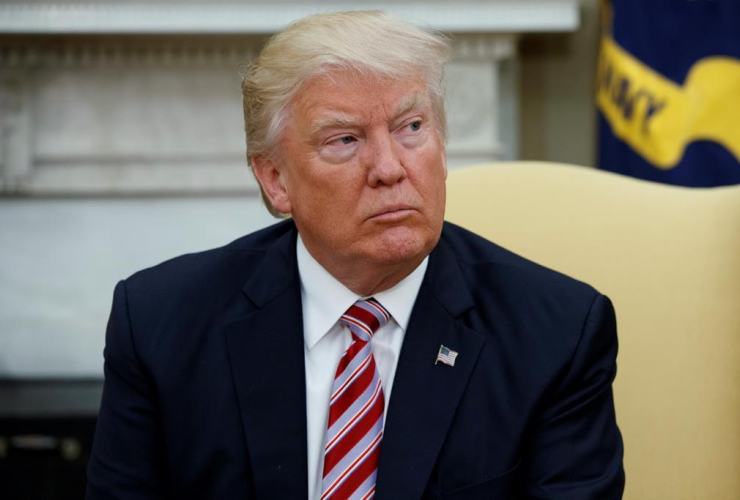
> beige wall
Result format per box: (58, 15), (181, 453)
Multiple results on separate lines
(519, 0), (601, 167)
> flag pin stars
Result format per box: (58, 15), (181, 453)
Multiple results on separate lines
(435, 345), (458, 367)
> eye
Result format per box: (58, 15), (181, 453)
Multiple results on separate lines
(327, 135), (356, 147)
(320, 134), (359, 162)
(408, 120), (422, 132)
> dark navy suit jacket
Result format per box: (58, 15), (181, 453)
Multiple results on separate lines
(87, 220), (624, 499)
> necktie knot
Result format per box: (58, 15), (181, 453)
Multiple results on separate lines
(339, 298), (390, 342)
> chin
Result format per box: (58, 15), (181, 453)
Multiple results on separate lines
(370, 226), (439, 266)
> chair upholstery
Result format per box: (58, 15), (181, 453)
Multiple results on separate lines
(445, 161), (740, 499)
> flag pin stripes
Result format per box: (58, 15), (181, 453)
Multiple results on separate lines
(435, 345), (458, 367)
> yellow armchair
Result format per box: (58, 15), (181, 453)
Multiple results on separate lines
(446, 161), (740, 499)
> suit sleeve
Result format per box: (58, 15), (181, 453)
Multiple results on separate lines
(522, 293), (625, 499)
(87, 280), (172, 499)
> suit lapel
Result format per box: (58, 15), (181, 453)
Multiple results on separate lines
(224, 226), (309, 499)
(376, 237), (485, 499)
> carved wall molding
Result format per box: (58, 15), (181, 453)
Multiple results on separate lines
(454, 34), (517, 62)
(0, 31), (521, 195)
(0, 34), (514, 70)
(0, 1), (579, 34)
(0, 40), (259, 69)
(0, 0), (579, 195)
(0, 69), (33, 192)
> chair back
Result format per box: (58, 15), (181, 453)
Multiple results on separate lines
(446, 161), (740, 499)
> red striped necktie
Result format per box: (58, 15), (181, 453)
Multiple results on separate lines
(320, 298), (390, 500)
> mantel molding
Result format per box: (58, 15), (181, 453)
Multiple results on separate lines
(0, 43), (258, 69)
(0, 34), (515, 69)
(0, 1), (543, 196)
(0, 1), (579, 34)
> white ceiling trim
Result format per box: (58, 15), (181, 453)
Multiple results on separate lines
(0, 1), (579, 34)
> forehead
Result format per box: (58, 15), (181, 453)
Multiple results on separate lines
(290, 70), (430, 128)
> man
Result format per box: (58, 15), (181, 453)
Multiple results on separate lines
(87, 11), (624, 499)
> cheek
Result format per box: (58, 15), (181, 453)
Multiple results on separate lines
(414, 152), (447, 196)
(295, 174), (358, 222)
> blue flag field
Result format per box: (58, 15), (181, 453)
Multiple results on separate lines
(597, 0), (740, 186)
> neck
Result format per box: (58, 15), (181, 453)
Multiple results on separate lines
(306, 248), (427, 297)
(336, 256), (427, 296)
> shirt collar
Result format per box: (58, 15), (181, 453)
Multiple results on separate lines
(297, 233), (428, 351)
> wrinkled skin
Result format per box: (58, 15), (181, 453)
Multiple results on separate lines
(252, 71), (447, 295)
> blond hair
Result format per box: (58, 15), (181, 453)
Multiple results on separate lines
(241, 10), (451, 216)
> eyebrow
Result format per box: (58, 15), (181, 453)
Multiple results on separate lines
(391, 91), (429, 121)
(312, 112), (365, 132)
(310, 91), (430, 133)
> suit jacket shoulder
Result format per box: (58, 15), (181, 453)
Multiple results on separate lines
(439, 221), (601, 348)
(105, 218), (297, 391)
(441, 220), (598, 300)
(124, 219), (294, 302)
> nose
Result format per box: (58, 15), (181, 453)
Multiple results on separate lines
(365, 132), (407, 187)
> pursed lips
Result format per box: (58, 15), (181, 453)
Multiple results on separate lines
(367, 204), (416, 221)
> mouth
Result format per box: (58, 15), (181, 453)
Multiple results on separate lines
(368, 205), (416, 222)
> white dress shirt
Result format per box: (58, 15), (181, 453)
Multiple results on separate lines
(297, 234), (428, 500)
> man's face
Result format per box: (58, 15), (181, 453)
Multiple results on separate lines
(262, 70), (447, 281)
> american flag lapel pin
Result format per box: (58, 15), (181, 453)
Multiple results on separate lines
(435, 344), (458, 367)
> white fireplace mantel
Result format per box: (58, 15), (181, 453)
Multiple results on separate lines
(0, 1), (578, 34)
(0, 0), (580, 196)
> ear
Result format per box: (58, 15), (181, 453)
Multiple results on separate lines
(251, 155), (292, 214)
(442, 149), (448, 179)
